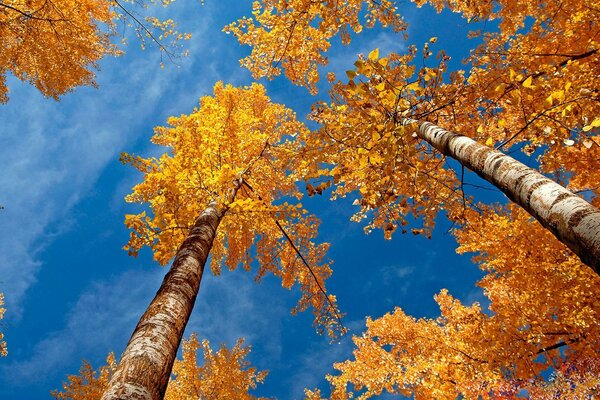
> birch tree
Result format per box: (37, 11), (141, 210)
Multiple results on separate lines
(101, 82), (342, 400)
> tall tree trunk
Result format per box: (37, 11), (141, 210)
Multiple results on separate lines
(101, 202), (223, 400)
(407, 119), (600, 275)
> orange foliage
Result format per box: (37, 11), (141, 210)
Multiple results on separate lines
(225, 0), (406, 93)
(307, 205), (600, 399)
(52, 353), (117, 400)
(165, 335), (268, 400)
(0, 0), (115, 102)
(0, 0), (190, 102)
(299, 49), (461, 237)
(123, 82), (343, 337)
(53, 335), (268, 400)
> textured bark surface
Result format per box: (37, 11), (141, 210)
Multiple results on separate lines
(101, 203), (223, 400)
(409, 119), (600, 275)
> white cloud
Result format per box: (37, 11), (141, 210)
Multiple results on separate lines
(287, 318), (366, 398)
(0, 4), (220, 317)
(0, 267), (164, 387)
(185, 268), (288, 361)
(0, 264), (288, 392)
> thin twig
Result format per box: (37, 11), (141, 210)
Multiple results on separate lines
(241, 179), (346, 332)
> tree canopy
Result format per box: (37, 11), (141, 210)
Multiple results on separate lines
(123, 81), (342, 335)
(1, 0), (599, 398)
(0, 0), (189, 102)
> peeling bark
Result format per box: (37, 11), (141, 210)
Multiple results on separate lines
(101, 202), (223, 400)
(407, 119), (600, 275)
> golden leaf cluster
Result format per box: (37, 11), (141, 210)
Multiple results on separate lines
(165, 334), (268, 400)
(308, 205), (599, 399)
(224, 0), (407, 93)
(300, 49), (460, 238)
(51, 353), (117, 400)
(0, 0), (190, 102)
(123, 82), (343, 337)
(0, 0), (116, 102)
(52, 335), (267, 400)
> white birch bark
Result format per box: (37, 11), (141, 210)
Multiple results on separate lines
(101, 202), (223, 400)
(406, 119), (600, 275)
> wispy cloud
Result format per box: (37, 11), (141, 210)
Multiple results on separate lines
(0, 264), (288, 395)
(287, 318), (365, 398)
(0, 268), (163, 387)
(0, 5), (222, 316)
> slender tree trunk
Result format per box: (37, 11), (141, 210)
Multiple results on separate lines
(101, 202), (223, 400)
(407, 119), (600, 275)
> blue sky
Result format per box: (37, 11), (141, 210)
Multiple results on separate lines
(0, 1), (505, 398)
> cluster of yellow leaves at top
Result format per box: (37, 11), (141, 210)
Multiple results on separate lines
(0, 0), (190, 102)
(306, 204), (600, 399)
(123, 82), (343, 337)
(0, 0), (115, 102)
(300, 48), (461, 238)
(224, 0), (407, 93)
(52, 335), (268, 400)
(0, 293), (6, 356)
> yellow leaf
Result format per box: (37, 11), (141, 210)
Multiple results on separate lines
(429, 37), (438, 43)
(522, 76), (533, 88)
(485, 137), (493, 146)
(368, 48), (379, 61)
(582, 117), (600, 132)
(553, 90), (565, 102)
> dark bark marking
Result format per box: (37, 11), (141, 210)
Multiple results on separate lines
(524, 179), (550, 209)
(568, 208), (598, 229)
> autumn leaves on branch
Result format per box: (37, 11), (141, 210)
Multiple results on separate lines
(227, 0), (600, 398)
(98, 83), (344, 399)
(3, 0), (598, 398)
(0, 0), (189, 102)
(54, 336), (268, 400)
